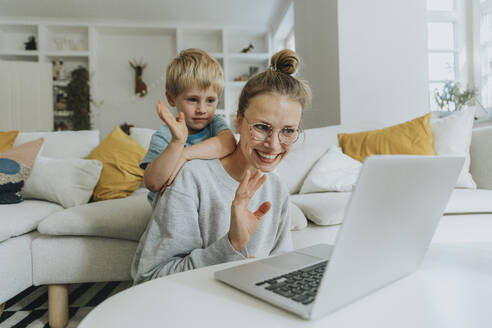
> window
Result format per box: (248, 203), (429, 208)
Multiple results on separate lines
(478, 0), (492, 112)
(427, 0), (460, 110)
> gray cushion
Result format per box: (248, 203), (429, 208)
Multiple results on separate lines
(0, 200), (63, 242)
(38, 191), (152, 241)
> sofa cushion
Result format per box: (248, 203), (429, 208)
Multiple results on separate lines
(14, 130), (100, 159)
(0, 200), (63, 242)
(430, 108), (476, 189)
(445, 189), (492, 213)
(289, 202), (308, 231)
(0, 138), (44, 204)
(300, 145), (361, 193)
(290, 192), (351, 226)
(87, 126), (146, 201)
(21, 156), (103, 208)
(277, 122), (383, 194)
(129, 127), (155, 149)
(38, 190), (152, 241)
(290, 188), (492, 228)
(0, 130), (19, 152)
(337, 113), (435, 162)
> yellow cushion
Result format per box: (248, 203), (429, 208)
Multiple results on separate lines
(87, 126), (146, 201)
(0, 131), (19, 152)
(338, 113), (435, 162)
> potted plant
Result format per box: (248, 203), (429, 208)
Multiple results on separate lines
(65, 66), (91, 130)
(434, 81), (477, 112)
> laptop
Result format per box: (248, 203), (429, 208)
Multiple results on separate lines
(215, 155), (464, 320)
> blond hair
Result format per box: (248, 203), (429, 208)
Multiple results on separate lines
(166, 48), (224, 98)
(237, 49), (312, 117)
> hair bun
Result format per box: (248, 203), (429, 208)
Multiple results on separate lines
(270, 49), (299, 75)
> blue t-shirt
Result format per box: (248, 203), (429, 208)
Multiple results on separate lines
(141, 115), (229, 204)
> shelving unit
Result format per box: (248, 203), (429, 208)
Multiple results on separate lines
(0, 20), (271, 134)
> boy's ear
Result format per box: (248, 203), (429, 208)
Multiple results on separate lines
(165, 91), (176, 107)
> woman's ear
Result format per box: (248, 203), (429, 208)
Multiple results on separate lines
(165, 91), (176, 107)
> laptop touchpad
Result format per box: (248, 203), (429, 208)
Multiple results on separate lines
(259, 252), (321, 271)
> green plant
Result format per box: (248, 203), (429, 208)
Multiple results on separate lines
(65, 66), (91, 130)
(434, 81), (477, 111)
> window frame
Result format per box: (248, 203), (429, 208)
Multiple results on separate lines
(427, 0), (463, 110)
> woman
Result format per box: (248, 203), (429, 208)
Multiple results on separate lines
(132, 49), (312, 284)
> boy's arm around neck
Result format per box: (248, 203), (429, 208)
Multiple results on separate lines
(143, 139), (185, 192)
(184, 130), (237, 160)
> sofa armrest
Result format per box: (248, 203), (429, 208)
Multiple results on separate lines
(470, 125), (492, 189)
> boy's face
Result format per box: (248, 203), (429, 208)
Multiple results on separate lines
(166, 85), (219, 134)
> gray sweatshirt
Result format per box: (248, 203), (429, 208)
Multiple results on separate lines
(131, 159), (293, 284)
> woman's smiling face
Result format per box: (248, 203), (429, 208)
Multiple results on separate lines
(237, 93), (302, 173)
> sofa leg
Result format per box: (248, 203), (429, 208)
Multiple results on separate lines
(48, 284), (69, 328)
(0, 302), (5, 317)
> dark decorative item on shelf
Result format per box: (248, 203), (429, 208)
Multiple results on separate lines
(54, 121), (68, 131)
(234, 65), (260, 81)
(24, 36), (37, 51)
(52, 59), (66, 81)
(434, 81), (477, 112)
(241, 43), (254, 53)
(119, 122), (134, 135)
(129, 59), (148, 97)
(65, 66), (91, 130)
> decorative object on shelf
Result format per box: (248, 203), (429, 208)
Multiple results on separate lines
(65, 66), (91, 130)
(54, 90), (67, 111)
(24, 36), (37, 51)
(54, 121), (69, 131)
(120, 122), (135, 135)
(52, 59), (66, 81)
(129, 59), (148, 98)
(241, 43), (254, 53)
(434, 81), (477, 112)
(234, 65), (260, 81)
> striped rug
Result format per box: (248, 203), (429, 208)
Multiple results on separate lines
(0, 281), (132, 328)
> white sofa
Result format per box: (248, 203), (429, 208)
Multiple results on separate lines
(1, 123), (492, 328)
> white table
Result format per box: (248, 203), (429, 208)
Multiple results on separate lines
(79, 243), (492, 328)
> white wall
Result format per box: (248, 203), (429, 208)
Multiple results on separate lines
(294, 0), (340, 128)
(93, 28), (176, 137)
(294, 0), (429, 128)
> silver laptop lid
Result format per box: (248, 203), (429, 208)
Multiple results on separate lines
(311, 155), (464, 319)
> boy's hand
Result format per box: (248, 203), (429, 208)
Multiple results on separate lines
(228, 170), (271, 252)
(156, 100), (188, 144)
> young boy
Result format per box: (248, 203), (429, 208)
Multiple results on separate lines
(141, 48), (236, 205)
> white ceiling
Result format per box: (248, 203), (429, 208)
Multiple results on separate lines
(0, 0), (290, 29)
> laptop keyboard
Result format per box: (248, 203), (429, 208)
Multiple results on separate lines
(254, 261), (328, 305)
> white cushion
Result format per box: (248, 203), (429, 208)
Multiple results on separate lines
(21, 157), (103, 208)
(129, 127), (155, 149)
(277, 122), (383, 194)
(290, 188), (492, 228)
(445, 189), (492, 213)
(14, 130), (100, 159)
(38, 191), (152, 241)
(0, 200), (63, 242)
(290, 192), (351, 226)
(292, 222), (341, 250)
(300, 145), (361, 193)
(289, 202), (308, 231)
(430, 108), (476, 189)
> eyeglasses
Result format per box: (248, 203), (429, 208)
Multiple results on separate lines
(244, 118), (301, 145)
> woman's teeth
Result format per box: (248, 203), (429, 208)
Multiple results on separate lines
(256, 150), (277, 160)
